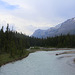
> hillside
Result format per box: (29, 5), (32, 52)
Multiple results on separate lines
(32, 17), (75, 38)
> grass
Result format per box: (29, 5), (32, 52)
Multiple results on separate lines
(0, 53), (14, 66)
(0, 50), (30, 67)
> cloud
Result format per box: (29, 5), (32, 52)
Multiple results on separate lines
(0, 0), (75, 35)
(0, 0), (18, 10)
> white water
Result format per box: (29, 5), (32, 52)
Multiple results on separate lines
(0, 50), (75, 75)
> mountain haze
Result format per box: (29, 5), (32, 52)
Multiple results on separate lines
(32, 17), (75, 38)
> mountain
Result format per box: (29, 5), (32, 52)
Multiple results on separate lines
(32, 17), (75, 38)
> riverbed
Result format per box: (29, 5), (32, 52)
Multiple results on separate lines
(0, 50), (75, 75)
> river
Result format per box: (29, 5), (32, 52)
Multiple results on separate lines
(0, 50), (75, 75)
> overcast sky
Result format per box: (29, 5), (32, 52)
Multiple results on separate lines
(0, 0), (75, 35)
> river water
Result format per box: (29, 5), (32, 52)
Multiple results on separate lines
(0, 50), (75, 75)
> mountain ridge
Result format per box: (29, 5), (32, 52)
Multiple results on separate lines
(32, 17), (75, 38)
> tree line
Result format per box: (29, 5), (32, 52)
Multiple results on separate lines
(0, 24), (75, 58)
(0, 24), (30, 57)
(31, 34), (75, 48)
